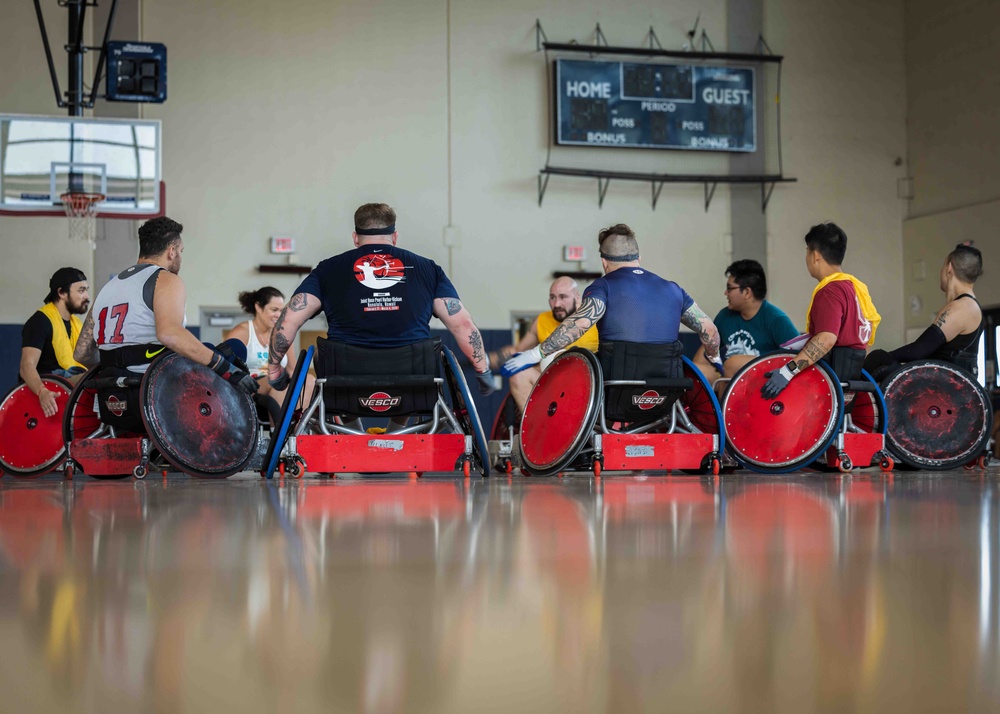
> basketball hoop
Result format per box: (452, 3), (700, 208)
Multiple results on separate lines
(60, 192), (105, 246)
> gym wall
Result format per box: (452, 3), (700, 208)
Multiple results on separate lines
(0, 0), (908, 384)
(901, 0), (1000, 332)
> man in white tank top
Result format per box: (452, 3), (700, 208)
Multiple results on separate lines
(73, 217), (258, 394)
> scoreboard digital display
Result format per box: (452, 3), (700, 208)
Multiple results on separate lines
(555, 59), (756, 152)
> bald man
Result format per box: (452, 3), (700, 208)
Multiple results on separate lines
(489, 276), (599, 412)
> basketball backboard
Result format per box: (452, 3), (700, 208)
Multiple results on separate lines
(0, 113), (163, 218)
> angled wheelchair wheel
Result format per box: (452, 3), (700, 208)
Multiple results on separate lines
(723, 352), (844, 473)
(680, 355), (725, 442)
(442, 346), (491, 477)
(519, 348), (601, 476)
(490, 392), (516, 441)
(142, 353), (259, 478)
(62, 367), (132, 480)
(264, 346), (314, 479)
(880, 360), (992, 470)
(0, 376), (72, 478)
(847, 369), (887, 435)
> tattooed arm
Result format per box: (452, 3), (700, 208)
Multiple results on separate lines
(790, 332), (837, 371)
(538, 297), (605, 357)
(73, 307), (100, 367)
(433, 297), (490, 373)
(267, 293), (321, 380)
(680, 302), (720, 360)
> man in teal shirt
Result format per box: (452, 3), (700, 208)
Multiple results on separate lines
(693, 259), (800, 385)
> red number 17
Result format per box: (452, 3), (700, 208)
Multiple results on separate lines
(97, 303), (129, 344)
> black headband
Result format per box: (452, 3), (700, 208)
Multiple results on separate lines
(355, 224), (396, 236)
(600, 251), (639, 262)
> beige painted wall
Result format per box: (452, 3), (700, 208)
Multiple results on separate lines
(902, 0), (1000, 328)
(1, 0), (908, 341)
(764, 0), (907, 347)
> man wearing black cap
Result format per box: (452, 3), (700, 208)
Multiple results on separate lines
(19, 267), (90, 416)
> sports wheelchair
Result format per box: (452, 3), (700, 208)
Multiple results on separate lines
(266, 337), (491, 478)
(510, 343), (725, 477)
(722, 349), (893, 473)
(0, 376), (75, 478)
(876, 359), (992, 470)
(60, 351), (264, 479)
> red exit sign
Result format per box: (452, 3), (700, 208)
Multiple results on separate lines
(270, 236), (296, 254)
(563, 245), (586, 261)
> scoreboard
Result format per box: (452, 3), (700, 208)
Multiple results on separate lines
(554, 59), (756, 152)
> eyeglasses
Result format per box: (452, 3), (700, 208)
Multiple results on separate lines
(724, 284), (742, 293)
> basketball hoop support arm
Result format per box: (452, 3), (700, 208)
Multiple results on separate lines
(33, 0), (120, 114)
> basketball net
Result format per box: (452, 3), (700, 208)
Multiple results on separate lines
(60, 192), (105, 246)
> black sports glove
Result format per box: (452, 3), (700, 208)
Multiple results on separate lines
(475, 368), (496, 396)
(269, 370), (290, 391)
(760, 362), (797, 400)
(216, 342), (250, 374)
(209, 350), (259, 395)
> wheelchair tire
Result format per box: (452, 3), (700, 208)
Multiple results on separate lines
(518, 348), (601, 476)
(142, 352), (259, 478)
(442, 346), (491, 477)
(680, 355), (725, 442)
(263, 347), (315, 480)
(0, 376), (73, 477)
(880, 359), (992, 470)
(722, 352), (844, 473)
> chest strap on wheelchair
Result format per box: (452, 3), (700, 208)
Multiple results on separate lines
(99, 344), (170, 368)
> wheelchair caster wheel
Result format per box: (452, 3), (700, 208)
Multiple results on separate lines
(592, 459), (602, 477)
(837, 453), (853, 473)
(278, 462), (286, 477)
(63, 461), (75, 480)
(879, 456), (894, 472)
(979, 455), (991, 469)
(133, 464), (148, 480)
(502, 458), (513, 475)
(462, 460), (471, 478)
(709, 458), (721, 476)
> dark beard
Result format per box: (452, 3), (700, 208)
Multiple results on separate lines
(69, 299), (89, 315)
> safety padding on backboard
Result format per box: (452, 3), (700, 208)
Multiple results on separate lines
(71, 438), (145, 476)
(296, 434), (468, 474)
(598, 433), (716, 471)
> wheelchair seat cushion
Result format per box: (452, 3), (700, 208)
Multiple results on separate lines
(598, 340), (686, 422)
(316, 337), (440, 417)
(91, 366), (146, 434)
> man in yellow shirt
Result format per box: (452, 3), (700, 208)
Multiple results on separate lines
(489, 276), (599, 412)
(19, 267), (90, 417)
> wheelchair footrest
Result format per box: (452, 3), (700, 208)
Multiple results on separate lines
(829, 432), (884, 469)
(297, 433), (468, 474)
(598, 433), (716, 471)
(71, 437), (146, 476)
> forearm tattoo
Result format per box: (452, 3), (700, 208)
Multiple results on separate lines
(799, 336), (831, 367)
(681, 304), (720, 355)
(74, 314), (99, 366)
(540, 297), (605, 357)
(269, 306), (292, 366)
(468, 329), (485, 366)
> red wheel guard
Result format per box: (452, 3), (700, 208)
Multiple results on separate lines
(70, 437), (146, 477)
(598, 433), (717, 471)
(828, 433), (884, 468)
(296, 434), (468, 474)
(0, 379), (71, 474)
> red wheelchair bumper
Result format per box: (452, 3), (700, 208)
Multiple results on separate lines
(70, 437), (146, 477)
(296, 433), (469, 474)
(598, 433), (718, 471)
(830, 432), (885, 469)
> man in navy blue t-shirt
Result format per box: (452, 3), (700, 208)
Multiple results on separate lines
(503, 223), (720, 373)
(266, 203), (494, 395)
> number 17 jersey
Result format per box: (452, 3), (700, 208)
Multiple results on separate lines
(92, 263), (164, 352)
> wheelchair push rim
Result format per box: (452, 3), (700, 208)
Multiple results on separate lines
(142, 352), (259, 478)
(0, 376), (73, 477)
(264, 346), (314, 479)
(442, 346), (491, 477)
(680, 355), (725, 443)
(519, 348), (601, 476)
(723, 352), (844, 472)
(881, 359), (991, 470)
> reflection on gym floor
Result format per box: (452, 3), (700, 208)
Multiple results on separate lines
(2, 472), (1000, 713)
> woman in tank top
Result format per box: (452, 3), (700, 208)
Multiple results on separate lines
(225, 286), (305, 423)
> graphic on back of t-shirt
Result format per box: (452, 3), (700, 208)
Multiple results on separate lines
(354, 254), (407, 290)
(856, 300), (872, 345)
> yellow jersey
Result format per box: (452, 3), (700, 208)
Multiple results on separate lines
(536, 310), (599, 352)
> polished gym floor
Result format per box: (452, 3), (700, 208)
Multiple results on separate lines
(1, 469), (999, 713)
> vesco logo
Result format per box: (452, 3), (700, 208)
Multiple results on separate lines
(632, 390), (666, 410)
(105, 396), (127, 417)
(359, 392), (401, 412)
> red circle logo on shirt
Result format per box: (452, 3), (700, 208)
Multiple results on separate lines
(354, 254), (406, 290)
